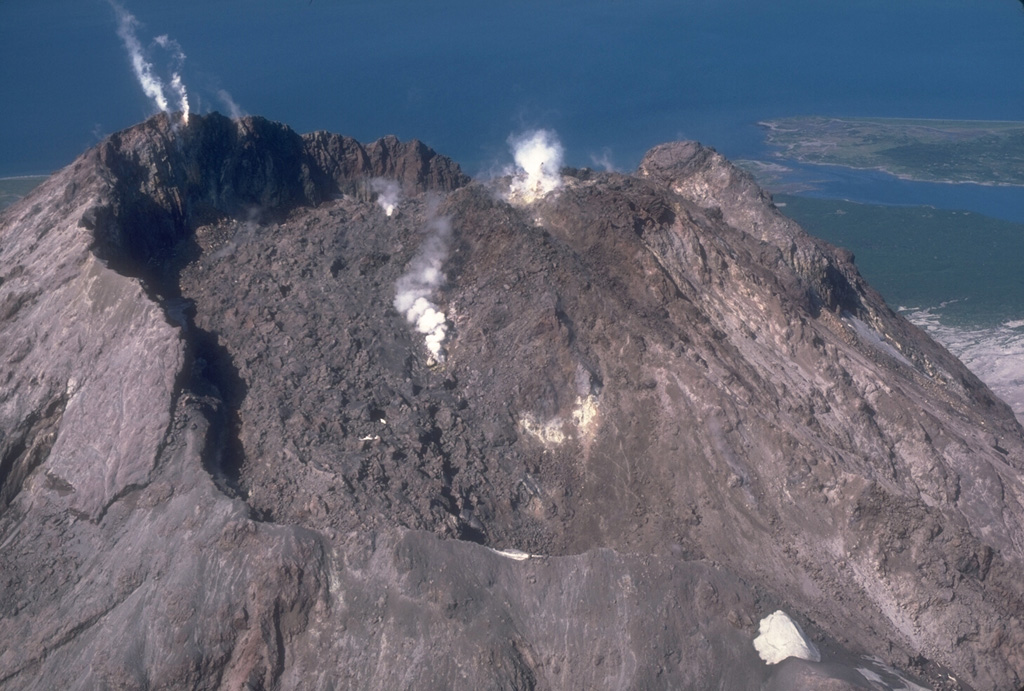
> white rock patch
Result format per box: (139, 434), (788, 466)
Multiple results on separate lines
(753, 610), (820, 665)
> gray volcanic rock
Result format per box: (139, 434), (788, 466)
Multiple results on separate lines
(1, 113), (1023, 690)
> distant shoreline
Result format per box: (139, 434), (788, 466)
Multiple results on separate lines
(0, 174), (51, 181)
(0, 175), (51, 211)
(759, 115), (1024, 129)
(759, 115), (1024, 187)
(772, 158), (1024, 188)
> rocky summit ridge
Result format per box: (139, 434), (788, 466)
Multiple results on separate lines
(2, 112), (1023, 690)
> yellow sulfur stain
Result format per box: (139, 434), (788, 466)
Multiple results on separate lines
(520, 395), (599, 447)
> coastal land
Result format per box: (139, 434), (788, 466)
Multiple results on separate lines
(0, 175), (48, 211)
(760, 116), (1024, 185)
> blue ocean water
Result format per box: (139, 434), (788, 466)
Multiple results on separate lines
(3, 0), (1024, 187)
(774, 163), (1024, 225)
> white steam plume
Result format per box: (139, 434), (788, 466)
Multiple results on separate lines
(590, 148), (617, 172)
(371, 179), (402, 216)
(506, 129), (565, 203)
(109, 1), (190, 122)
(112, 2), (168, 112)
(169, 73), (189, 122)
(394, 217), (451, 362)
(217, 89), (245, 119)
(154, 35), (190, 122)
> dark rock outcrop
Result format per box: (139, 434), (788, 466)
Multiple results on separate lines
(1, 113), (1022, 690)
(84, 113), (468, 281)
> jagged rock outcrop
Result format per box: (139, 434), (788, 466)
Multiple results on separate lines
(1, 113), (1023, 690)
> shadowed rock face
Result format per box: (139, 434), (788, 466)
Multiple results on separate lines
(1, 113), (1023, 690)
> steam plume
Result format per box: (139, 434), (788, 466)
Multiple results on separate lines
(217, 89), (245, 119)
(169, 73), (190, 122)
(590, 148), (618, 172)
(112, 2), (167, 112)
(394, 217), (451, 362)
(154, 35), (190, 122)
(371, 179), (402, 216)
(506, 129), (565, 203)
(109, 1), (190, 122)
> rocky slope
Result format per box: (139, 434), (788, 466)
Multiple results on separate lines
(2, 112), (1023, 690)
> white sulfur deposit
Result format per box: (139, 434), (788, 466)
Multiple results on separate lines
(753, 610), (821, 665)
(520, 395), (600, 447)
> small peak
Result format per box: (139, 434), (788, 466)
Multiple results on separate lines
(637, 140), (718, 185)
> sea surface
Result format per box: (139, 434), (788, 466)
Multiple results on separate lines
(4, 1), (1024, 178)
(3, 0), (1024, 416)
(777, 195), (1024, 422)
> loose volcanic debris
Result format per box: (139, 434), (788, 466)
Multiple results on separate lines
(0, 113), (1022, 690)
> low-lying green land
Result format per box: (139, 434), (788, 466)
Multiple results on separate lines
(761, 116), (1024, 185)
(776, 194), (1024, 327)
(0, 176), (48, 211)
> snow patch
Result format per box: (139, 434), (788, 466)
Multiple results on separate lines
(857, 667), (886, 685)
(488, 547), (537, 561)
(857, 656), (932, 691)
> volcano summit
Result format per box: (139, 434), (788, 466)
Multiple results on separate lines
(1, 113), (1023, 690)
